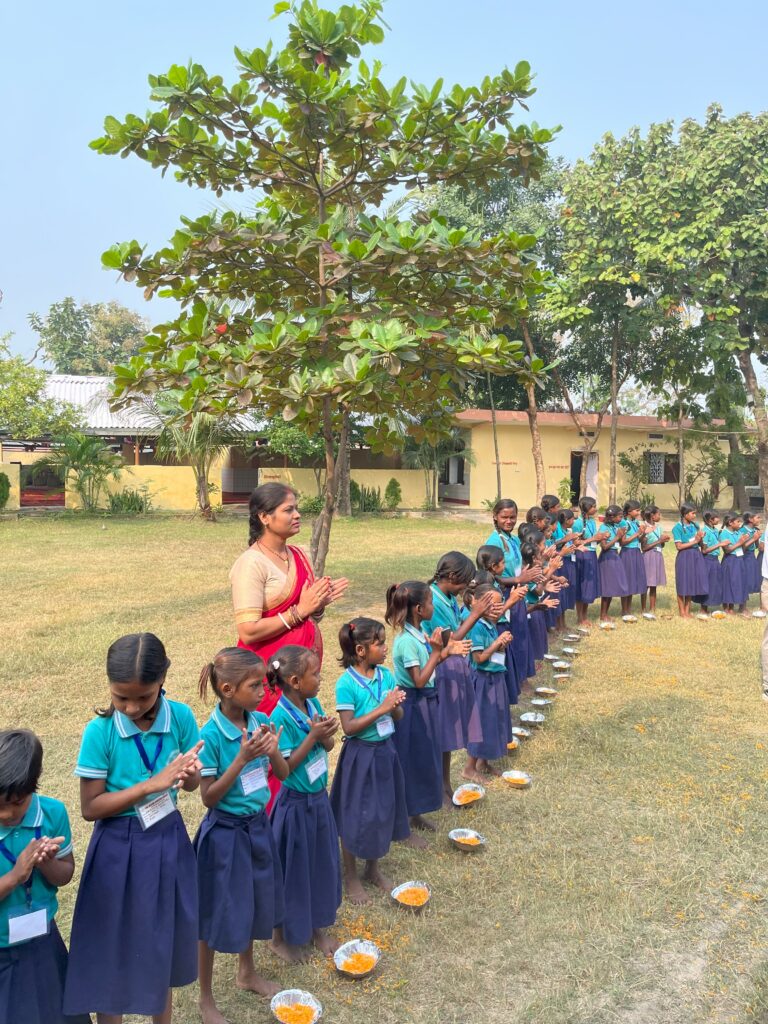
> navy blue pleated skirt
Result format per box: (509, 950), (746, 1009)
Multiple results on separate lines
(330, 736), (410, 859)
(270, 788), (341, 947)
(560, 557), (577, 611)
(643, 548), (666, 588)
(467, 669), (512, 761)
(675, 546), (709, 598)
(496, 623), (520, 705)
(527, 609), (548, 661)
(64, 809), (198, 1018)
(599, 548), (629, 597)
(696, 556), (723, 607)
(721, 554), (747, 605)
(576, 550), (600, 604)
(435, 654), (482, 751)
(748, 550), (762, 594)
(0, 924), (90, 1024)
(621, 548), (647, 595)
(509, 598), (534, 681)
(392, 687), (442, 817)
(195, 807), (284, 953)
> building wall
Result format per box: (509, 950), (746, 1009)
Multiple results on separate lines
(467, 422), (734, 511)
(65, 465), (220, 511)
(0, 463), (21, 511)
(259, 467), (427, 508)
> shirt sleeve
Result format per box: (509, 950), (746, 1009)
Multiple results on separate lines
(469, 623), (486, 652)
(175, 703), (201, 753)
(198, 723), (220, 778)
(231, 550), (266, 626)
(671, 523), (683, 542)
(74, 718), (109, 779)
(49, 800), (73, 859)
(398, 633), (422, 669)
(335, 673), (356, 712)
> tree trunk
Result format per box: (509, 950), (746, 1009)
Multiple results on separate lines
(609, 324), (620, 505)
(335, 413), (351, 515)
(487, 371), (502, 501)
(310, 399), (348, 576)
(554, 364), (606, 504)
(677, 398), (685, 506)
(195, 464), (215, 521)
(521, 322), (546, 500)
(431, 467), (439, 510)
(728, 431), (748, 510)
(736, 348), (768, 509)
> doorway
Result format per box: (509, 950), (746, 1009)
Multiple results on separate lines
(570, 451), (599, 503)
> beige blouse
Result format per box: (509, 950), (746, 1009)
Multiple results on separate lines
(230, 545), (310, 626)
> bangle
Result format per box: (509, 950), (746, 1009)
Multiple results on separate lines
(278, 612), (292, 631)
(292, 605), (305, 624)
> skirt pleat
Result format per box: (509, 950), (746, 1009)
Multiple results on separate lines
(599, 548), (629, 597)
(496, 623), (520, 706)
(721, 555), (748, 605)
(643, 548), (667, 588)
(435, 654), (482, 751)
(0, 924), (90, 1024)
(392, 688), (442, 816)
(64, 810), (198, 1017)
(560, 557), (577, 611)
(576, 550), (600, 604)
(697, 556), (723, 607)
(675, 547), (709, 598)
(467, 670), (512, 761)
(195, 808), (284, 953)
(527, 610), (548, 662)
(330, 736), (410, 859)
(270, 788), (341, 947)
(621, 548), (647, 595)
(509, 598), (534, 684)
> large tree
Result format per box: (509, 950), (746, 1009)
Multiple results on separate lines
(93, 0), (554, 571)
(0, 339), (81, 439)
(28, 298), (148, 375)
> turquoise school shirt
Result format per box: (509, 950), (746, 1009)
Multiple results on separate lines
(270, 695), (328, 793)
(199, 705), (271, 814)
(74, 696), (200, 817)
(469, 619), (507, 674)
(672, 522), (699, 544)
(0, 794), (72, 947)
(335, 666), (399, 744)
(574, 517), (599, 551)
(423, 584), (462, 632)
(741, 526), (758, 553)
(620, 518), (642, 549)
(702, 525), (722, 556)
(393, 623), (435, 689)
(485, 530), (522, 575)
(720, 528), (744, 557)
(601, 523), (622, 549)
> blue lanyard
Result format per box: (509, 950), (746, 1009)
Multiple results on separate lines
(132, 733), (165, 775)
(278, 695), (319, 734)
(0, 828), (42, 906)
(348, 666), (385, 702)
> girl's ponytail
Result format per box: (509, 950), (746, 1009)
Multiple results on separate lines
(198, 662), (216, 701)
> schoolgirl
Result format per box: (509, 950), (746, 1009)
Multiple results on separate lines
(672, 503), (709, 618)
(698, 510), (725, 614)
(269, 646), (341, 958)
(573, 497), (608, 627)
(485, 499), (538, 688)
(742, 512), (762, 598)
(555, 508), (579, 620)
(0, 730), (89, 1024)
(330, 618), (409, 903)
(541, 494), (562, 517)
(387, 582), (455, 840)
(475, 546), (527, 705)
(423, 552), (490, 799)
(64, 633), (203, 1024)
(541, 515), (562, 631)
(618, 500), (648, 619)
(598, 505), (629, 625)
(640, 505), (669, 619)
(465, 584), (513, 775)
(520, 535), (560, 661)
(720, 512), (750, 614)
(195, 648), (287, 1019)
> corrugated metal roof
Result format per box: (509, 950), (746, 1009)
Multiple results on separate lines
(41, 375), (264, 435)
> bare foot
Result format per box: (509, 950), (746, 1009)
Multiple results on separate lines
(442, 793), (453, 810)
(363, 863), (392, 893)
(200, 1000), (230, 1024)
(461, 769), (486, 784)
(478, 761), (502, 777)
(410, 815), (436, 832)
(403, 832), (428, 850)
(313, 929), (340, 957)
(236, 971), (280, 998)
(269, 937), (306, 963)
(344, 875), (371, 905)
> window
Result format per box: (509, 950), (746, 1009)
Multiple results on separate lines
(646, 451), (678, 484)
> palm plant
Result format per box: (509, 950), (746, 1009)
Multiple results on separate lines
(402, 428), (475, 510)
(32, 433), (123, 511)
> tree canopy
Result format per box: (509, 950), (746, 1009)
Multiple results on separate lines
(28, 298), (148, 375)
(0, 339), (82, 439)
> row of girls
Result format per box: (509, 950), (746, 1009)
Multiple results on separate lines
(3, 495), (582, 1024)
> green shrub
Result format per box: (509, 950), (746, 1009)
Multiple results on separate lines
(349, 480), (361, 507)
(108, 487), (153, 514)
(384, 478), (402, 510)
(0, 473), (9, 511)
(355, 484), (383, 514)
(558, 477), (573, 507)
(298, 493), (324, 516)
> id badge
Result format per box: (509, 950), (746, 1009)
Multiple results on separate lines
(735, 549), (744, 558)
(490, 651), (506, 666)
(306, 751), (328, 784)
(240, 762), (268, 796)
(376, 715), (395, 738)
(8, 904), (49, 945)
(136, 791), (175, 831)
(570, 553), (577, 563)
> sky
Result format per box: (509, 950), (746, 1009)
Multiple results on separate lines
(2, 0), (767, 359)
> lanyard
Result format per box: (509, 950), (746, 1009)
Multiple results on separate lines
(278, 695), (319, 735)
(132, 733), (165, 775)
(348, 666), (384, 702)
(0, 827), (42, 906)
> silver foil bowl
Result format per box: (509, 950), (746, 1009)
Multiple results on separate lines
(448, 828), (487, 853)
(271, 990), (322, 1024)
(391, 880), (431, 912)
(452, 782), (486, 808)
(502, 770), (532, 789)
(333, 939), (381, 979)
(520, 711), (545, 727)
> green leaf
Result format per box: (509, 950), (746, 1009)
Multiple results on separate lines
(271, 1), (290, 17)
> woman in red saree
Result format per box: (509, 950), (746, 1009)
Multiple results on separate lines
(231, 483), (348, 805)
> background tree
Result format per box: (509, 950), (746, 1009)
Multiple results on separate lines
(31, 433), (122, 511)
(96, 0), (555, 572)
(264, 418), (326, 495)
(0, 338), (81, 439)
(28, 298), (148, 374)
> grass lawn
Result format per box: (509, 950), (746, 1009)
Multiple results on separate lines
(4, 514), (768, 1024)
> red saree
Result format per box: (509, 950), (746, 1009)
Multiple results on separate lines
(236, 545), (324, 807)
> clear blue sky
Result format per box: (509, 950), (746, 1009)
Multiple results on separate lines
(2, 0), (766, 358)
